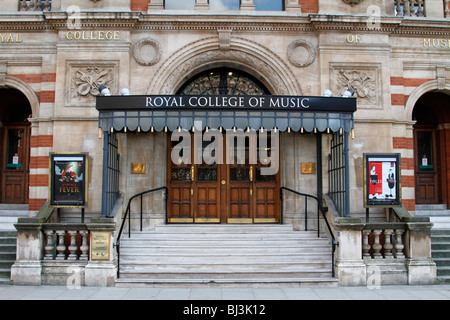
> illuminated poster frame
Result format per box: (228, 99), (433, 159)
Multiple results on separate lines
(49, 153), (88, 208)
(364, 153), (401, 208)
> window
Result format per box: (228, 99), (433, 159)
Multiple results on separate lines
(164, 0), (283, 11)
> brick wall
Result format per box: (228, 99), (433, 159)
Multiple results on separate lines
(9, 74), (55, 212)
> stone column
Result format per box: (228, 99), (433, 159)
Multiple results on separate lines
(11, 220), (44, 286)
(84, 218), (117, 287)
(333, 217), (367, 286)
(285, 0), (301, 12)
(195, 0), (209, 10)
(404, 218), (437, 285)
(148, 0), (164, 10)
(240, 0), (255, 11)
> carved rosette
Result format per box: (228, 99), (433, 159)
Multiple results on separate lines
(132, 37), (162, 66)
(287, 39), (317, 68)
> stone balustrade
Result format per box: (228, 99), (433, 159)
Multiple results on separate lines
(395, 0), (426, 17)
(362, 223), (406, 259)
(19, 0), (51, 11)
(42, 224), (89, 261)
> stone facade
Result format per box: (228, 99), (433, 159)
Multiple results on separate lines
(2, 0), (449, 286)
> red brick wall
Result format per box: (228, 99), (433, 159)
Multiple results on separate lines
(299, 0), (319, 13)
(131, 0), (148, 11)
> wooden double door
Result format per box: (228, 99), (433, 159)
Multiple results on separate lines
(167, 133), (280, 224)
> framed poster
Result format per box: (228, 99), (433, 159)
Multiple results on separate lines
(364, 153), (401, 207)
(49, 153), (88, 208)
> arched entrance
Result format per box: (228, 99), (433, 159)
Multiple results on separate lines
(0, 88), (32, 204)
(167, 68), (280, 223)
(412, 92), (450, 207)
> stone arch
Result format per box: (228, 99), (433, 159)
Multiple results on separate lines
(405, 80), (450, 121)
(1, 75), (40, 118)
(146, 36), (302, 96)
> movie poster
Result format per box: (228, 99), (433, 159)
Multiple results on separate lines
(364, 154), (401, 207)
(50, 153), (88, 207)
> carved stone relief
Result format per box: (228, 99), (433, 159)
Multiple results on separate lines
(65, 61), (118, 107)
(132, 37), (162, 66)
(287, 39), (317, 68)
(330, 63), (380, 108)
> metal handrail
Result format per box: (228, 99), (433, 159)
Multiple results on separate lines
(116, 186), (168, 278)
(280, 186), (337, 277)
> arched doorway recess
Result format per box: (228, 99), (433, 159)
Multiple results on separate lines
(412, 91), (450, 207)
(167, 67), (280, 224)
(0, 88), (32, 204)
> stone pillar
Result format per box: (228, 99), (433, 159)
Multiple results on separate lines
(84, 218), (117, 287)
(333, 217), (367, 286)
(240, 0), (255, 11)
(195, 0), (209, 10)
(424, 0), (445, 18)
(11, 220), (44, 286)
(148, 0), (164, 10)
(284, 0), (301, 12)
(404, 219), (437, 285)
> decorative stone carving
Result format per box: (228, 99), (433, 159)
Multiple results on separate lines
(132, 38), (162, 66)
(287, 39), (316, 68)
(330, 64), (380, 108)
(342, 0), (365, 6)
(66, 61), (118, 107)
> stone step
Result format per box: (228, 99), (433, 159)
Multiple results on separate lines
(0, 217), (20, 231)
(117, 225), (334, 286)
(114, 277), (339, 288)
(430, 218), (450, 229)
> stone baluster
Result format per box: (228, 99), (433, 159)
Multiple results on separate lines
(404, 0), (411, 16)
(44, 230), (55, 260)
(149, 0), (164, 10)
(372, 229), (383, 258)
(445, 0), (450, 18)
(67, 231), (78, 260)
(285, 0), (301, 12)
(416, 0), (425, 16)
(55, 230), (67, 260)
(195, 0), (209, 10)
(240, 0), (255, 11)
(79, 230), (89, 261)
(384, 229), (394, 258)
(362, 229), (371, 258)
(394, 229), (405, 258)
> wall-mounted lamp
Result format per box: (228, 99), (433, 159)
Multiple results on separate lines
(342, 88), (355, 98)
(322, 89), (333, 97)
(99, 85), (111, 96)
(121, 88), (130, 96)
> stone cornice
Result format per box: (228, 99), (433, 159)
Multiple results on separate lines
(0, 11), (449, 36)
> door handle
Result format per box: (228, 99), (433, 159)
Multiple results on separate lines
(191, 166), (195, 181)
(250, 166), (253, 182)
(221, 180), (226, 185)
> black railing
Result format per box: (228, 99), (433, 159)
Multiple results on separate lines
(280, 186), (337, 277)
(116, 186), (168, 278)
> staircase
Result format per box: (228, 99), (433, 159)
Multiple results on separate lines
(115, 224), (337, 287)
(416, 204), (450, 284)
(0, 204), (29, 284)
(0, 231), (17, 284)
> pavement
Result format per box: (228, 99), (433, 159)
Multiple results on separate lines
(1, 283), (449, 300)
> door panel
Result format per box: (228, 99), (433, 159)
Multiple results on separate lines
(167, 133), (280, 224)
(414, 128), (439, 204)
(1, 125), (30, 204)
